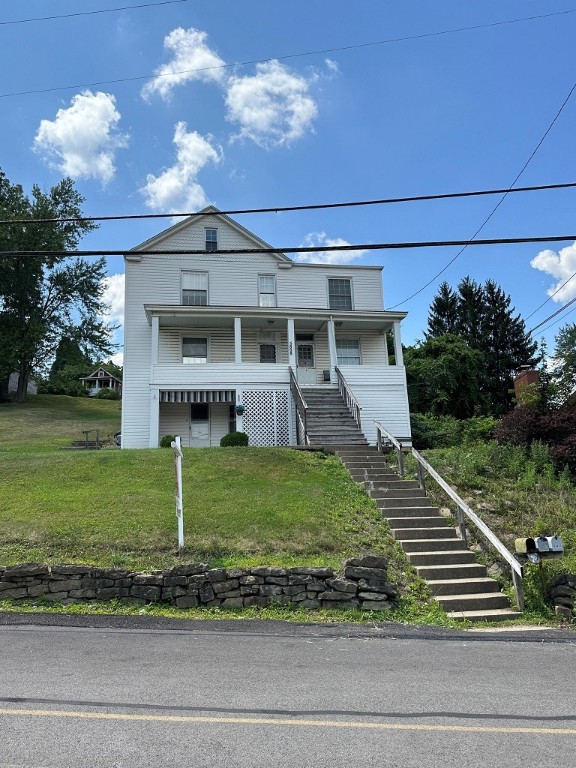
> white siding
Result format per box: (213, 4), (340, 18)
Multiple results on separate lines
(279, 266), (383, 310)
(160, 403), (190, 446)
(339, 366), (412, 446)
(210, 403), (231, 446)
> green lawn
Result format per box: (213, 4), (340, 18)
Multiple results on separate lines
(0, 395), (398, 572)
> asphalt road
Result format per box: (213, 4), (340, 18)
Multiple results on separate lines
(0, 615), (575, 768)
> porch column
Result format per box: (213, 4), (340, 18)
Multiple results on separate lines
(287, 318), (296, 368)
(149, 388), (160, 448)
(234, 317), (242, 364)
(327, 316), (338, 383)
(393, 321), (404, 366)
(151, 315), (159, 365)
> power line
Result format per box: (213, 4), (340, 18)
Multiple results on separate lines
(3, 234), (576, 259)
(529, 295), (576, 334)
(2, 8), (575, 99)
(536, 304), (576, 335)
(525, 270), (576, 321)
(1, 180), (575, 226)
(0, 0), (192, 26)
(388, 77), (576, 309)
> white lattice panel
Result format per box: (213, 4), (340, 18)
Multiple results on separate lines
(241, 390), (290, 446)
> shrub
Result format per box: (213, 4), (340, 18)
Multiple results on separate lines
(159, 434), (176, 448)
(220, 431), (249, 447)
(96, 388), (121, 400)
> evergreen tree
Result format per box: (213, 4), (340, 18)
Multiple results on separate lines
(551, 323), (576, 404)
(425, 281), (459, 337)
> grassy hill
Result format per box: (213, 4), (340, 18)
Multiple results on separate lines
(0, 395), (404, 578)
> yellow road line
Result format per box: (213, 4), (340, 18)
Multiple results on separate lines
(0, 708), (575, 735)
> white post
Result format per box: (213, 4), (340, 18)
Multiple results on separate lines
(393, 321), (404, 367)
(327, 316), (337, 382)
(234, 317), (242, 364)
(287, 318), (296, 368)
(171, 436), (185, 555)
(149, 388), (160, 448)
(151, 315), (159, 365)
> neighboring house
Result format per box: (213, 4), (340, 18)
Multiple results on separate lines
(80, 367), (123, 397)
(8, 373), (37, 395)
(121, 207), (411, 448)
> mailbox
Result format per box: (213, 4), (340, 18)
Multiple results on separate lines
(545, 535), (564, 553)
(535, 536), (550, 554)
(515, 537), (536, 555)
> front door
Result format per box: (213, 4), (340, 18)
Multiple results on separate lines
(190, 403), (210, 447)
(297, 341), (317, 386)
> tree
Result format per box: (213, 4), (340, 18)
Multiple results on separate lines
(550, 323), (576, 405)
(0, 169), (115, 402)
(425, 277), (538, 416)
(49, 338), (91, 379)
(404, 334), (487, 419)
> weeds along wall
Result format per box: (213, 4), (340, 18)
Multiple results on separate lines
(0, 557), (398, 612)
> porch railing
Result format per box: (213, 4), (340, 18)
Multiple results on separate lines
(289, 367), (309, 445)
(335, 366), (362, 431)
(373, 420), (524, 610)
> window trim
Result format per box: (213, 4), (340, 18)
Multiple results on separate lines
(181, 270), (209, 306)
(335, 338), (362, 366)
(259, 343), (277, 364)
(327, 277), (354, 311)
(181, 334), (210, 364)
(205, 227), (218, 252)
(258, 273), (277, 307)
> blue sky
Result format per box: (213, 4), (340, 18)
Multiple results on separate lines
(3, 0), (576, 364)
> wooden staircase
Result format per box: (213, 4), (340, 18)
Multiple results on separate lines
(335, 445), (521, 622)
(301, 387), (368, 446)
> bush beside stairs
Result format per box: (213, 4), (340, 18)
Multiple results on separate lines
(335, 445), (521, 622)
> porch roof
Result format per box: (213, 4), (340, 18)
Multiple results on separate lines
(144, 304), (407, 332)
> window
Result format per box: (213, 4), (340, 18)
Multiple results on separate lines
(228, 405), (237, 433)
(182, 271), (208, 305)
(328, 278), (352, 310)
(259, 344), (277, 363)
(336, 339), (361, 365)
(258, 274), (276, 307)
(205, 228), (218, 251)
(182, 337), (208, 364)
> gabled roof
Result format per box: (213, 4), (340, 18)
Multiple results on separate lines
(80, 367), (122, 383)
(127, 205), (292, 264)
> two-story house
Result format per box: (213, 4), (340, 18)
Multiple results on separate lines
(121, 207), (411, 448)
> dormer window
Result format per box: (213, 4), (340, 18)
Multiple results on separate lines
(205, 228), (218, 251)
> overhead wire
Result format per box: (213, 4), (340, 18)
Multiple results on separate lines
(524, 270), (576, 321)
(387, 78), (576, 309)
(1, 8), (575, 98)
(529, 295), (576, 334)
(3, 234), (576, 259)
(0, 0), (192, 26)
(0, 180), (574, 226)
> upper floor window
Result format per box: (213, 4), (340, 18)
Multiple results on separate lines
(182, 337), (208, 364)
(328, 278), (353, 310)
(205, 228), (218, 251)
(182, 271), (208, 306)
(336, 339), (361, 365)
(258, 274), (276, 307)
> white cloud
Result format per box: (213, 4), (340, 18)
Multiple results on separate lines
(530, 242), (576, 302)
(142, 27), (226, 100)
(34, 91), (128, 183)
(109, 351), (124, 367)
(101, 273), (125, 324)
(295, 232), (369, 264)
(141, 122), (222, 212)
(324, 58), (339, 74)
(225, 60), (318, 148)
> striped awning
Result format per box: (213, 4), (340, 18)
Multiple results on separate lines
(160, 390), (235, 403)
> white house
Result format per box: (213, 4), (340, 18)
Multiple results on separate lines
(121, 207), (411, 448)
(80, 367), (123, 397)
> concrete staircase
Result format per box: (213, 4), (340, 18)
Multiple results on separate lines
(335, 445), (521, 622)
(302, 387), (368, 446)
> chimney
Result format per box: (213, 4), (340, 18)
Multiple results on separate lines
(513, 366), (539, 402)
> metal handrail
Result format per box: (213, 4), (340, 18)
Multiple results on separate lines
(335, 366), (362, 430)
(374, 420), (404, 477)
(411, 447), (524, 611)
(289, 367), (309, 445)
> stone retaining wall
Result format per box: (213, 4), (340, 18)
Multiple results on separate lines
(0, 556), (398, 611)
(549, 573), (576, 620)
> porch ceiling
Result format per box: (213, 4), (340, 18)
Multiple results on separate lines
(145, 304), (406, 332)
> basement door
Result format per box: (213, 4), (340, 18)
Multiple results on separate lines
(189, 403), (210, 447)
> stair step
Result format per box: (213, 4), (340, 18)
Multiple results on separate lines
(416, 563), (487, 580)
(380, 507), (444, 519)
(427, 578), (501, 596)
(392, 526), (458, 540)
(446, 608), (522, 622)
(436, 592), (513, 612)
(365, 480), (420, 490)
(373, 495), (432, 508)
(387, 515), (448, 529)
(407, 551), (477, 566)
(400, 538), (466, 553)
